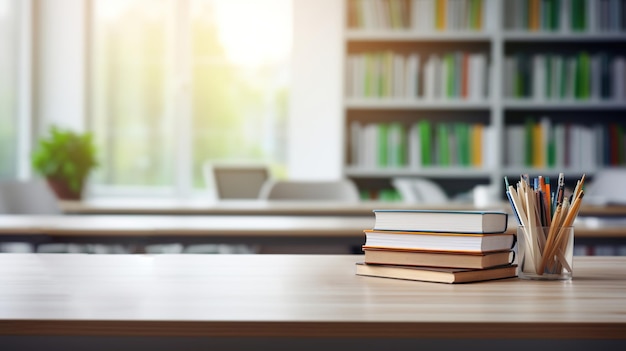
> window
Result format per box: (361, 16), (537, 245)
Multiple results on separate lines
(90, 0), (291, 196)
(0, 0), (18, 179)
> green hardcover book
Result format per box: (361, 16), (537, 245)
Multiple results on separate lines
(457, 123), (470, 166)
(551, 0), (559, 30)
(446, 54), (455, 98)
(471, 0), (481, 29)
(580, 51), (590, 99)
(377, 123), (389, 168)
(419, 120), (432, 166)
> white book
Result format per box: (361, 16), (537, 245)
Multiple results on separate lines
(424, 54), (440, 100)
(553, 56), (563, 99)
(411, 0), (422, 31)
(408, 123), (422, 168)
(568, 125), (582, 169)
(506, 125), (524, 167)
(560, 0), (570, 32)
(346, 56), (354, 98)
(504, 56), (515, 98)
(581, 126), (595, 169)
(364, 123), (378, 168)
(393, 54), (405, 98)
(533, 55), (546, 101)
(475, 54), (487, 100)
(441, 55), (449, 99)
(374, 0), (386, 29)
(482, 124), (496, 168)
(362, 0), (374, 29)
(587, 0), (597, 32)
(405, 53), (420, 98)
(591, 54), (601, 100)
(554, 124), (566, 168)
(566, 57), (577, 99)
(425, 0), (435, 31)
(350, 121), (363, 166)
(458, 0), (466, 30)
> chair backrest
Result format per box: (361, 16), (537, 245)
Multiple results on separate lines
(204, 163), (270, 200)
(0, 179), (62, 214)
(259, 179), (360, 202)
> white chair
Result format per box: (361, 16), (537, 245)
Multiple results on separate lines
(203, 162), (269, 200)
(585, 169), (626, 205)
(391, 177), (449, 204)
(0, 179), (61, 253)
(259, 179), (360, 202)
(0, 179), (62, 215)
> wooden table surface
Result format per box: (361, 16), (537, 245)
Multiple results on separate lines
(0, 214), (624, 240)
(59, 198), (626, 217)
(0, 254), (625, 339)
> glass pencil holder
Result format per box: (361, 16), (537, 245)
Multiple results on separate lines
(517, 226), (574, 281)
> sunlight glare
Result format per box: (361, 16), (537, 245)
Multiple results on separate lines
(0, 0), (9, 19)
(209, 0), (292, 66)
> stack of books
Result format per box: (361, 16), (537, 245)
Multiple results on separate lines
(355, 210), (517, 283)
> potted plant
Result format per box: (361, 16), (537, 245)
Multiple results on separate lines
(31, 126), (98, 200)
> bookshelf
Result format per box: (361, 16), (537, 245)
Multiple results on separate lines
(342, 0), (626, 201)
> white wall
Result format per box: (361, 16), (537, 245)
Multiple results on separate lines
(288, 0), (344, 180)
(35, 0), (86, 134)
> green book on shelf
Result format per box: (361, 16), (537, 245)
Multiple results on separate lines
(419, 120), (431, 166)
(456, 123), (470, 166)
(388, 122), (407, 167)
(446, 54), (455, 98)
(580, 51), (590, 99)
(550, 0), (560, 30)
(377, 123), (389, 168)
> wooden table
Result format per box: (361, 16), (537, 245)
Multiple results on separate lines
(59, 198), (626, 217)
(59, 198), (507, 215)
(0, 214), (374, 251)
(0, 214), (625, 245)
(0, 254), (625, 350)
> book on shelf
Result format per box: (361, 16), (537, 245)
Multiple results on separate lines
(363, 247), (515, 269)
(349, 120), (495, 169)
(346, 51), (489, 100)
(372, 209), (508, 233)
(504, 51), (626, 101)
(504, 0), (626, 32)
(505, 117), (626, 169)
(355, 262), (517, 283)
(364, 229), (515, 252)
